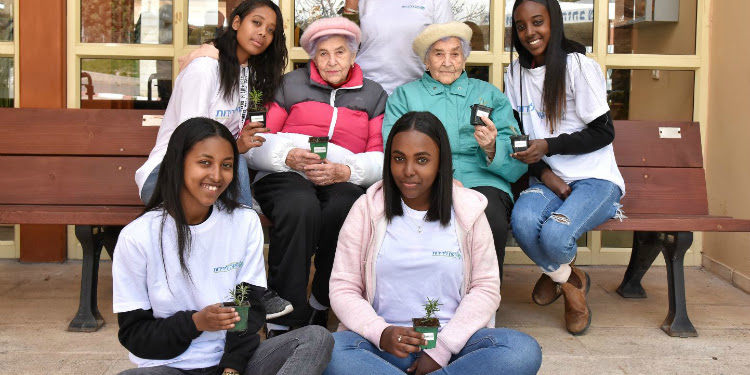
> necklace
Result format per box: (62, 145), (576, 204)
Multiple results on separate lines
(405, 211), (427, 234)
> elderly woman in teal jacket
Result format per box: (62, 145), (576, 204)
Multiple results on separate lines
(383, 22), (526, 279)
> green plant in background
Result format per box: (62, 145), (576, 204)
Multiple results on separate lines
(249, 88), (264, 111)
(228, 284), (251, 306)
(421, 297), (442, 323)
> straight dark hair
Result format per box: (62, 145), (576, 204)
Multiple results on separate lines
(383, 112), (453, 227)
(142, 117), (241, 281)
(510, 0), (585, 133)
(213, 0), (288, 105)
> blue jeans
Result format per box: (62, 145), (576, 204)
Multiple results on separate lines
(323, 329), (542, 375)
(139, 156), (253, 207)
(511, 178), (622, 272)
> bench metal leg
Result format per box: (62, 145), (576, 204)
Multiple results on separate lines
(661, 232), (698, 337)
(69, 225), (105, 332)
(617, 231), (662, 298)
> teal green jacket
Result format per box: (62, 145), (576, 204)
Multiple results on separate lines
(384, 72), (527, 199)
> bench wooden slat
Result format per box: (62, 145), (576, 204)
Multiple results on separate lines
(0, 205), (142, 225)
(595, 214), (750, 232)
(0, 108), (160, 156)
(618, 167), (708, 215)
(0, 156), (145, 206)
(612, 121), (702, 168)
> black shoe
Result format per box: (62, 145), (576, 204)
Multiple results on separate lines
(307, 307), (329, 328)
(264, 325), (290, 340)
(263, 289), (294, 320)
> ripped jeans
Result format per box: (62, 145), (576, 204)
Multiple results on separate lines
(510, 179), (623, 272)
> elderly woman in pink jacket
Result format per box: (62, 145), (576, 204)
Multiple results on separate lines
(325, 112), (542, 375)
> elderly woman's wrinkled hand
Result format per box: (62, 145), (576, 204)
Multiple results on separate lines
(236, 121), (269, 154)
(474, 116), (497, 160)
(285, 148), (321, 171)
(511, 139), (549, 164)
(178, 43), (219, 73)
(304, 160), (350, 186)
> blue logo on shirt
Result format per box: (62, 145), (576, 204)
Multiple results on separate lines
(402, 5), (425, 10)
(432, 251), (462, 260)
(214, 261), (243, 273)
(517, 103), (546, 120)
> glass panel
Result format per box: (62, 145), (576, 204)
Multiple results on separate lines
(608, 0), (696, 54)
(505, 0), (594, 53)
(465, 65), (488, 82)
(0, 0), (13, 42)
(294, 0), (343, 47)
(606, 69), (694, 121)
(602, 231), (632, 248)
(81, 0), (173, 44)
(81, 59), (172, 109)
(188, 1), (279, 45)
(0, 57), (12, 107)
(452, 0), (490, 51)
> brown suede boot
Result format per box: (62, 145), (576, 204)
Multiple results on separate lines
(532, 274), (562, 306)
(561, 266), (591, 335)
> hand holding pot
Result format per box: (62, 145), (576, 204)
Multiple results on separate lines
(192, 303), (239, 332)
(407, 353), (442, 375)
(540, 168), (571, 200)
(511, 139), (549, 164)
(474, 117), (497, 160)
(237, 121), (269, 154)
(285, 148), (321, 171)
(304, 160), (351, 186)
(380, 326), (426, 358)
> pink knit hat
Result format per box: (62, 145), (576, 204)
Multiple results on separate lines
(300, 17), (361, 55)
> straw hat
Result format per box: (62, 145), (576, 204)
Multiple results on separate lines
(412, 22), (473, 59)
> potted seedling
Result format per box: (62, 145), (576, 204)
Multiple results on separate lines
(508, 121), (529, 153)
(308, 136), (329, 159)
(247, 88), (267, 126)
(412, 297), (442, 349)
(470, 99), (493, 126)
(223, 283), (251, 332)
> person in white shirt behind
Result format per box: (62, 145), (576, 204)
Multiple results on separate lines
(340, 0), (453, 94)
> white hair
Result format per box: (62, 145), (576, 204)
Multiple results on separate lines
(424, 36), (471, 61)
(309, 34), (359, 56)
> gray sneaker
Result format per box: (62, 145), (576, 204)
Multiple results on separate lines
(263, 289), (294, 320)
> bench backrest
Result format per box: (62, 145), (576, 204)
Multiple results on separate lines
(612, 120), (707, 216)
(0, 108), (160, 206)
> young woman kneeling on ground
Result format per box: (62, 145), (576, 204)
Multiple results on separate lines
(324, 112), (542, 375)
(113, 118), (333, 375)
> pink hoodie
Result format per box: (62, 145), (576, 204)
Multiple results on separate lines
(329, 181), (501, 367)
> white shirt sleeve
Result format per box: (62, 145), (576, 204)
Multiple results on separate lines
(112, 231), (152, 313)
(571, 54), (609, 124)
(235, 211), (267, 288)
(171, 57), (220, 124)
(434, 0), (455, 22)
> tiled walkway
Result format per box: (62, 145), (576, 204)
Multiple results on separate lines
(1, 260), (748, 374)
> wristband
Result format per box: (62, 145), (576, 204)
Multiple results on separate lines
(343, 6), (358, 14)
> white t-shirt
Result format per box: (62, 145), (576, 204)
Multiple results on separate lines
(135, 57), (247, 196)
(504, 53), (625, 196)
(373, 202), (462, 328)
(112, 205), (266, 369)
(356, 0), (453, 95)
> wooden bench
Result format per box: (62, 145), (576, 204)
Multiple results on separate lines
(0, 108), (161, 331)
(591, 120), (750, 337)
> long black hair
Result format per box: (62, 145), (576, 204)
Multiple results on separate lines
(383, 112), (453, 227)
(142, 117), (241, 281)
(510, 0), (585, 133)
(214, 0), (287, 105)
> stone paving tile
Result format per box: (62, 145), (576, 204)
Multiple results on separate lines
(2, 261), (750, 374)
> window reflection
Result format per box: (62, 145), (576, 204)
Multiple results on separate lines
(81, 59), (172, 110)
(608, 0), (696, 54)
(81, 0), (173, 44)
(0, 57), (12, 108)
(0, 0), (12, 42)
